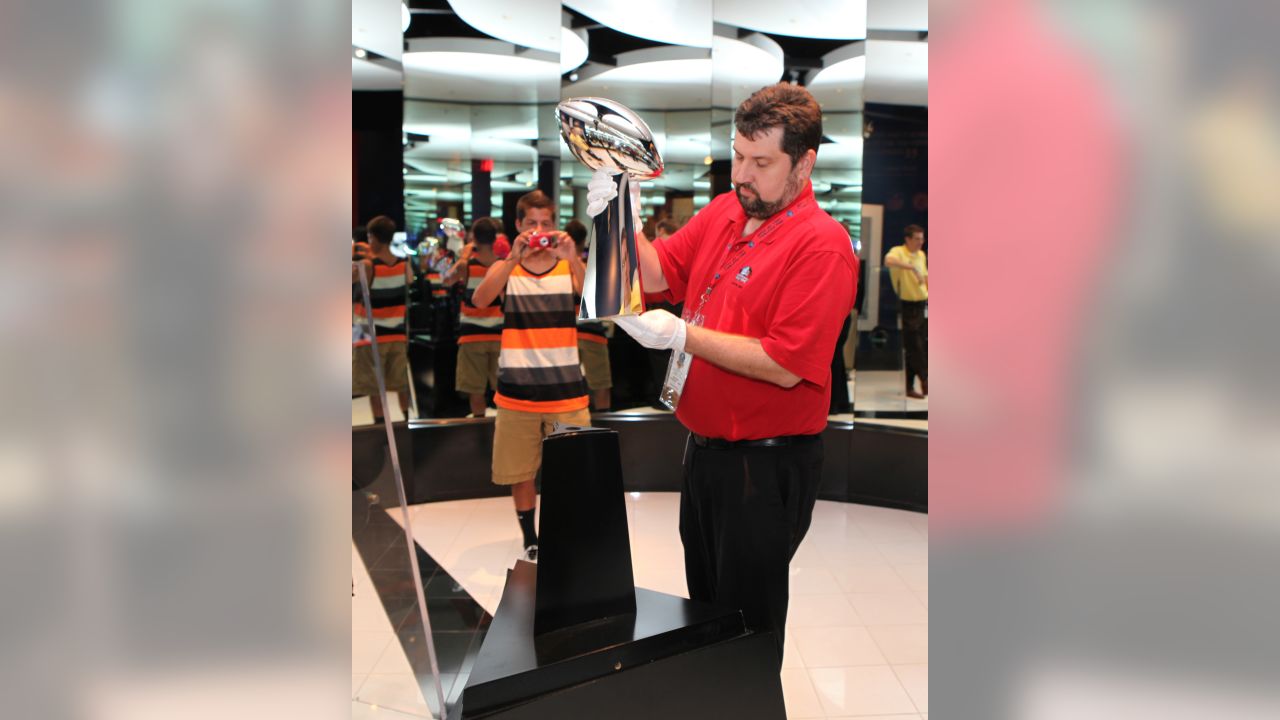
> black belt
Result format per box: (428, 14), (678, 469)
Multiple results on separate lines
(690, 433), (820, 450)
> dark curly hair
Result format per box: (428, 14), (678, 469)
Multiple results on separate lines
(734, 83), (823, 166)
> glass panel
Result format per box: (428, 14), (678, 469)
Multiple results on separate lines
(351, 262), (447, 717)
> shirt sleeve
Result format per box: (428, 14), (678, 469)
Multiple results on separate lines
(760, 249), (858, 386)
(653, 196), (719, 304)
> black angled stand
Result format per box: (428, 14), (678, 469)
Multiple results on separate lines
(458, 424), (786, 719)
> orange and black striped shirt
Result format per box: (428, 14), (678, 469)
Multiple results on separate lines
(457, 260), (504, 344)
(495, 260), (588, 413)
(353, 258), (409, 346)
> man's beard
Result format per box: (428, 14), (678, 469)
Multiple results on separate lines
(735, 170), (805, 219)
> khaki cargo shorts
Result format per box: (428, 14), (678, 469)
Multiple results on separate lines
(456, 341), (500, 394)
(492, 406), (592, 485)
(352, 341), (409, 397)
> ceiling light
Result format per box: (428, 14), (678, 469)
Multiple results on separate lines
(403, 39), (560, 104)
(564, 0), (711, 47)
(712, 34), (784, 84)
(401, 2), (411, 33)
(447, 0), (560, 52)
(711, 1), (867, 41)
(560, 27), (588, 74)
(353, 47), (367, 59)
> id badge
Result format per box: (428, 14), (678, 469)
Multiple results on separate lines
(661, 300), (708, 412)
(659, 349), (692, 411)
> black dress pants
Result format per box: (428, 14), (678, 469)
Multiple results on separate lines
(679, 435), (824, 668)
(900, 300), (928, 391)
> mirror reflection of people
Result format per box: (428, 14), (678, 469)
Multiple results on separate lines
(884, 224), (928, 398)
(470, 191), (589, 562)
(424, 234), (456, 304)
(564, 219), (612, 411)
(422, 228), (461, 417)
(352, 215), (414, 422)
(607, 84), (859, 668)
(445, 217), (504, 417)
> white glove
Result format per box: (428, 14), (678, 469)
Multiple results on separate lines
(613, 309), (687, 354)
(586, 167), (620, 217)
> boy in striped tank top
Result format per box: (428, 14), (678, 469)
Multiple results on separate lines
(352, 215), (414, 422)
(443, 217), (504, 417)
(470, 191), (589, 562)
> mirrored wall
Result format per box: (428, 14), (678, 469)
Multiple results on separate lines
(381, 0), (926, 419)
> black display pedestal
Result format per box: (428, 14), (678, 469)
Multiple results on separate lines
(457, 425), (785, 719)
(460, 561), (785, 718)
(533, 425), (636, 635)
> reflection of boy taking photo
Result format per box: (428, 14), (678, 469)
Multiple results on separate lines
(351, 216), (414, 422)
(445, 218), (505, 417)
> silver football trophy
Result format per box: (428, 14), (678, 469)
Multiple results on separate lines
(556, 97), (663, 318)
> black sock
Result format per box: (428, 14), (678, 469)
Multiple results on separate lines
(516, 509), (537, 548)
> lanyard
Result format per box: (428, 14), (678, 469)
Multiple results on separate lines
(685, 197), (813, 326)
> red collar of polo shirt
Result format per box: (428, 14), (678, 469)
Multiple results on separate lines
(723, 180), (817, 245)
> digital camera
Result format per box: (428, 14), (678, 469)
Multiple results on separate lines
(529, 232), (558, 249)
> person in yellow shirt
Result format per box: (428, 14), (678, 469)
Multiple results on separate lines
(884, 224), (928, 398)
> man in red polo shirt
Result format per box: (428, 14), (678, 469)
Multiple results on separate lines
(609, 83), (858, 668)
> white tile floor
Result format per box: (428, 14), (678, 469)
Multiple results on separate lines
(356, 494), (928, 719)
(848, 370), (930, 414)
(351, 542), (439, 718)
(352, 392), (412, 426)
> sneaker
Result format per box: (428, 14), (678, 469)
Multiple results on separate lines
(523, 544), (539, 563)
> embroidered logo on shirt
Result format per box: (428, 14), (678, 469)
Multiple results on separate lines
(735, 266), (752, 284)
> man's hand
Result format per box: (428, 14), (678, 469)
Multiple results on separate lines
(613, 309), (687, 354)
(459, 242), (476, 263)
(586, 167), (620, 216)
(352, 241), (372, 261)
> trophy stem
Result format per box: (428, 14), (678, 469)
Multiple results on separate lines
(580, 173), (645, 320)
